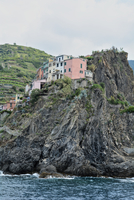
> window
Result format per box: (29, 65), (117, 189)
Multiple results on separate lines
(17, 96), (19, 99)
(57, 63), (59, 67)
(61, 62), (62, 66)
(53, 62), (55, 66)
(10, 103), (12, 108)
(49, 63), (51, 67)
(44, 69), (45, 73)
(46, 68), (48, 72)
(61, 70), (62, 73)
(80, 70), (83, 74)
(80, 64), (82, 68)
(64, 62), (66, 65)
(64, 69), (66, 73)
(69, 68), (71, 72)
(59, 58), (61, 62)
(49, 70), (51, 73)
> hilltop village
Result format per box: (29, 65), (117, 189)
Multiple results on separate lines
(26, 55), (93, 95)
(0, 54), (93, 111)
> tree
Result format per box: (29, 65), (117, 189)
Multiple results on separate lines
(17, 72), (24, 77)
(19, 88), (25, 92)
(5, 63), (8, 68)
(0, 64), (3, 71)
(30, 89), (40, 105)
(12, 86), (17, 92)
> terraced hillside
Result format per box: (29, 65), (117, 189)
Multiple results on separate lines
(0, 44), (51, 103)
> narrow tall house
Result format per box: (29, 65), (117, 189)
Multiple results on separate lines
(52, 55), (72, 81)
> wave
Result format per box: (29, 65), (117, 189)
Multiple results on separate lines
(0, 171), (39, 178)
(44, 175), (75, 179)
(1, 170), (134, 182)
(0, 170), (75, 179)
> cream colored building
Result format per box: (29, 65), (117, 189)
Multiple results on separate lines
(15, 94), (23, 104)
(47, 59), (57, 82)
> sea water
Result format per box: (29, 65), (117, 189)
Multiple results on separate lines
(1, 170), (134, 200)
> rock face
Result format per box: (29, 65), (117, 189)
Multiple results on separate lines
(0, 49), (134, 177)
(91, 50), (134, 103)
(0, 111), (10, 126)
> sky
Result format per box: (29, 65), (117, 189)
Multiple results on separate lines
(0, 0), (133, 59)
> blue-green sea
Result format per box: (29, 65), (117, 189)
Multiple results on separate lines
(1, 171), (134, 200)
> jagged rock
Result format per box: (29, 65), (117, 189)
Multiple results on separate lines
(40, 165), (57, 174)
(0, 50), (134, 177)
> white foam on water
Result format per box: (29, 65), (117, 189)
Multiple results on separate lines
(117, 178), (134, 183)
(0, 171), (39, 178)
(32, 173), (39, 178)
(45, 175), (75, 180)
(0, 171), (13, 176)
(0, 170), (4, 176)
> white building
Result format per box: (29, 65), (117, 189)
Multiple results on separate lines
(52, 55), (72, 80)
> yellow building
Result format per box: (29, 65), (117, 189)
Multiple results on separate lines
(47, 59), (57, 82)
(15, 94), (23, 104)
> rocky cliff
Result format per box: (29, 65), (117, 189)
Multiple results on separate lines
(0, 49), (134, 178)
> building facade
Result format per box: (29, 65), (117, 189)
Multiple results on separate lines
(15, 94), (23, 104)
(32, 79), (46, 90)
(51, 55), (72, 81)
(36, 67), (43, 80)
(7, 99), (16, 111)
(64, 58), (87, 79)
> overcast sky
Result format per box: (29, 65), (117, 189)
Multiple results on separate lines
(0, 0), (133, 59)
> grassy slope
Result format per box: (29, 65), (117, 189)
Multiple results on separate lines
(0, 44), (51, 103)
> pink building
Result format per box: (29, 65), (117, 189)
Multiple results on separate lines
(7, 99), (16, 111)
(64, 58), (87, 79)
(32, 79), (46, 90)
(3, 104), (7, 110)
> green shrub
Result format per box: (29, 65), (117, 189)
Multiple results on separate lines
(12, 85), (17, 92)
(63, 76), (71, 85)
(19, 88), (24, 92)
(22, 99), (27, 103)
(87, 64), (96, 72)
(75, 88), (81, 96)
(120, 106), (134, 114)
(30, 89), (40, 105)
(100, 82), (105, 89)
(0, 110), (12, 114)
(0, 64), (3, 71)
(98, 57), (102, 63)
(87, 56), (94, 60)
(107, 96), (128, 106)
(17, 72), (24, 77)
(91, 84), (104, 93)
